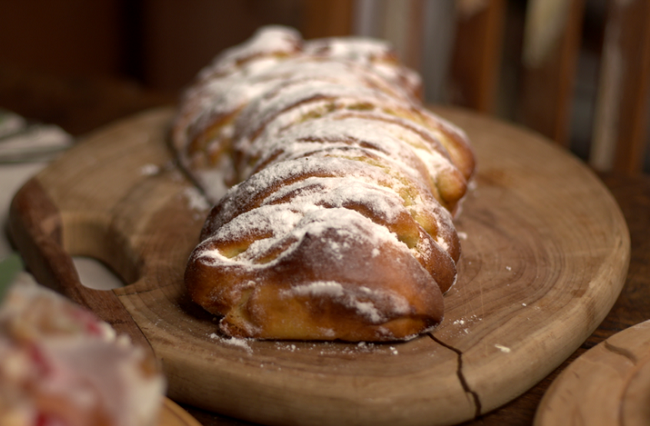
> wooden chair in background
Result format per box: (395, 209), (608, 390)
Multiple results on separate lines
(301, 0), (650, 175)
(1, 0), (647, 174)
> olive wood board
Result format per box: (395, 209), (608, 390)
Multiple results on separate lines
(8, 106), (630, 426)
(161, 398), (202, 426)
(534, 319), (650, 426)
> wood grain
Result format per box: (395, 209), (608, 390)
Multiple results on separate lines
(456, 172), (650, 426)
(534, 319), (650, 426)
(8, 106), (630, 425)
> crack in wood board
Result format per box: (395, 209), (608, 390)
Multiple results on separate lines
(430, 333), (482, 418)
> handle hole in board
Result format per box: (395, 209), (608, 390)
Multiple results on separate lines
(72, 256), (125, 290)
(61, 212), (143, 290)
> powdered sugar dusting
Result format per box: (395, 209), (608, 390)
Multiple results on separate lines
(174, 26), (475, 341)
(286, 281), (411, 324)
(290, 281), (345, 297)
(198, 26), (302, 80)
(198, 205), (408, 268)
(183, 187), (210, 212)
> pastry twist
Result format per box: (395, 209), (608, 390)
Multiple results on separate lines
(173, 26), (475, 341)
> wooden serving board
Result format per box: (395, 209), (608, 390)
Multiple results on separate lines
(8, 107), (630, 426)
(160, 398), (202, 426)
(534, 319), (650, 426)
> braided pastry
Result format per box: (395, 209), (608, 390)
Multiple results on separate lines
(173, 26), (475, 341)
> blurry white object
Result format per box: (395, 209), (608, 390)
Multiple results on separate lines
(0, 110), (73, 164)
(0, 111), (74, 258)
(0, 275), (165, 426)
(523, 0), (571, 67)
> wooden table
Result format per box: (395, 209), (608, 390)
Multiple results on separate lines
(2, 68), (648, 426)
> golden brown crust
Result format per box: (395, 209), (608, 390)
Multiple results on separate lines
(174, 26), (475, 341)
(186, 215), (444, 341)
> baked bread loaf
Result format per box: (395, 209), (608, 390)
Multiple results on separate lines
(173, 26), (475, 341)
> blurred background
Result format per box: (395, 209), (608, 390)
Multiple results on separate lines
(0, 0), (648, 172)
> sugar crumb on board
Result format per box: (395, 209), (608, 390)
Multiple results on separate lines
(208, 333), (407, 357)
(210, 333), (253, 354)
(452, 314), (481, 326)
(494, 344), (511, 353)
(272, 340), (396, 356)
(449, 314), (482, 336)
(140, 163), (161, 176)
(274, 342), (299, 352)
